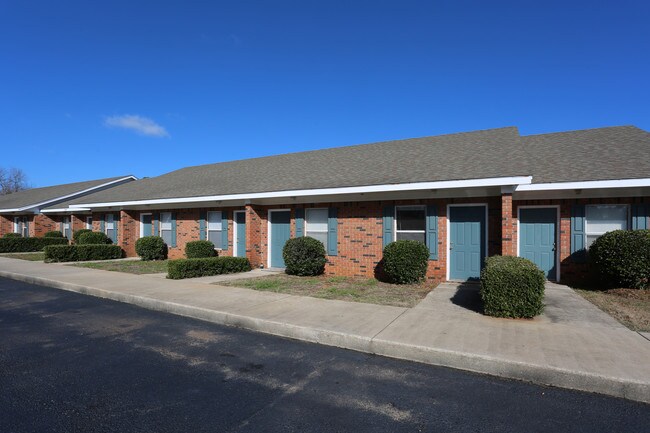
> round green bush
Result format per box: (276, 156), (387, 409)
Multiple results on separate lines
(185, 240), (216, 258)
(480, 255), (545, 318)
(135, 236), (167, 261)
(3, 233), (22, 238)
(589, 229), (650, 289)
(77, 231), (112, 245)
(73, 229), (92, 244)
(282, 236), (327, 276)
(44, 231), (63, 238)
(382, 240), (430, 284)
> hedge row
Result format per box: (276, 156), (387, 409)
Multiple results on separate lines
(0, 237), (69, 253)
(480, 255), (545, 318)
(589, 229), (650, 289)
(167, 256), (251, 279)
(136, 236), (168, 260)
(44, 244), (123, 262)
(185, 240), (217, 258)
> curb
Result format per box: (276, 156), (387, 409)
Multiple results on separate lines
(1, 270), (649, 404)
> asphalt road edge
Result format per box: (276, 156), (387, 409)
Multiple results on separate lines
(2, 270), (648, 405)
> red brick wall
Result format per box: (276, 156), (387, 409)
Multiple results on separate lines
(0, 215), (14, 236)
(241, 197), (501, 283)
(33, 214), (59, 237)
(512, 196), (650, 283)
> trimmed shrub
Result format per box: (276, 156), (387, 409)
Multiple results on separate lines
(167, 256), (251, 279)
(382, 240), (430, 284)
(44, 244), (123, 262)
(77, 231), (112, 245)
(44, 230), (63, 238)
(73, 229), (92, 244)
(282, 236), (327, 276)
(3, 233), (22, 238)
(589, 229), (650, 289)
(135, 236), (167, 261)
(480, 255), (545, 318)
(0, 236), (68, 253)
(185, 240), (217, 258)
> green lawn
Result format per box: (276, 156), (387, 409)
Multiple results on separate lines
(0, 252), (45, 261)
(220, 274), (435, 308)
(70, 260), (168, 275)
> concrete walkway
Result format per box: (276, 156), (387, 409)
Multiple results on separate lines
(1, 257), (649, 404)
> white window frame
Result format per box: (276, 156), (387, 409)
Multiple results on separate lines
(62, 216), (71, 239)
(304, 208), (329, 250)
(207, 211), (222, 248)
(105, 213), (116, 242)
(584, 204), (629, 249)
(159, 212), (172, 245)
(86, 216), (93, 230)
(394, 205), (426, 243)
(13, 217), (21, 235)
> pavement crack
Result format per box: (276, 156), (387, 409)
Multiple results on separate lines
(370, 308), (409, 341)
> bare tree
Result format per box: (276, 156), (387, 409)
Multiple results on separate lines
(0, 167), (30, 195)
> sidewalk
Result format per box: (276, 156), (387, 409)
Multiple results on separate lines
(1, 257), (649, 404)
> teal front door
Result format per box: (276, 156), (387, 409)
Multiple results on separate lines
(519, 208), (557, 280)
(449, 206), (486, 280)
(269, 210), (290, 268)
(235, 211), (246, 258)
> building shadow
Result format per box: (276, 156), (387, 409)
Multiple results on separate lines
(449, 282), (483, 313)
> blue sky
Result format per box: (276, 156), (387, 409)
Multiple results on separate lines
(2, 1), (649, 187)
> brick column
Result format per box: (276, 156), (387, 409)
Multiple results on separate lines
(0, 215), (12, 237)
(501, 191), (517, 256)
(245, 204), (264, 268)
(118, 210), (138, 257)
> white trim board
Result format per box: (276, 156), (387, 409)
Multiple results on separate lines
(69, 176), (533, 209)
(1, 176), (137, 213)
(516, 205), (561, 282)
(515, 178), (650, 192)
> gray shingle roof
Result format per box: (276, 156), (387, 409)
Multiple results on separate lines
(66, 127), (530, 205)
(0, 176), (135, 211)
(522, 125), (650, 183)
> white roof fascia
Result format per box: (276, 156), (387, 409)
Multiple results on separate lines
(41, 207), (91, 213)
(70, 176), (533, 209)
(0, 176), (137, 213)
(515, 178), (650, 192)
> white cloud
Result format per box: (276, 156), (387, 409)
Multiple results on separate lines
(104, 114), (170, 138)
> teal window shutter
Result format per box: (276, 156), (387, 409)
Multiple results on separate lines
(571, 204), (586, 263)
(295, 208), (304, 237)
(100, 215), (105, 233)
(327, 207), (338, 256)
(153, 213), (160, 236)
(632, 204), (649, 230)
(382, 206), (394, 247)
(171, 212), (177, 247)
(199, 211), (207, 240)
(425, 205), (438, 260)
(59, 221), (64, 233)
(221, 211), (229, 249)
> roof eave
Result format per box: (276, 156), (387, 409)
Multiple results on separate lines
(70, 176), (534, 209)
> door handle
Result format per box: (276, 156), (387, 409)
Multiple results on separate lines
(450, 242), (454, 250)
(552, 242), (556, 251)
